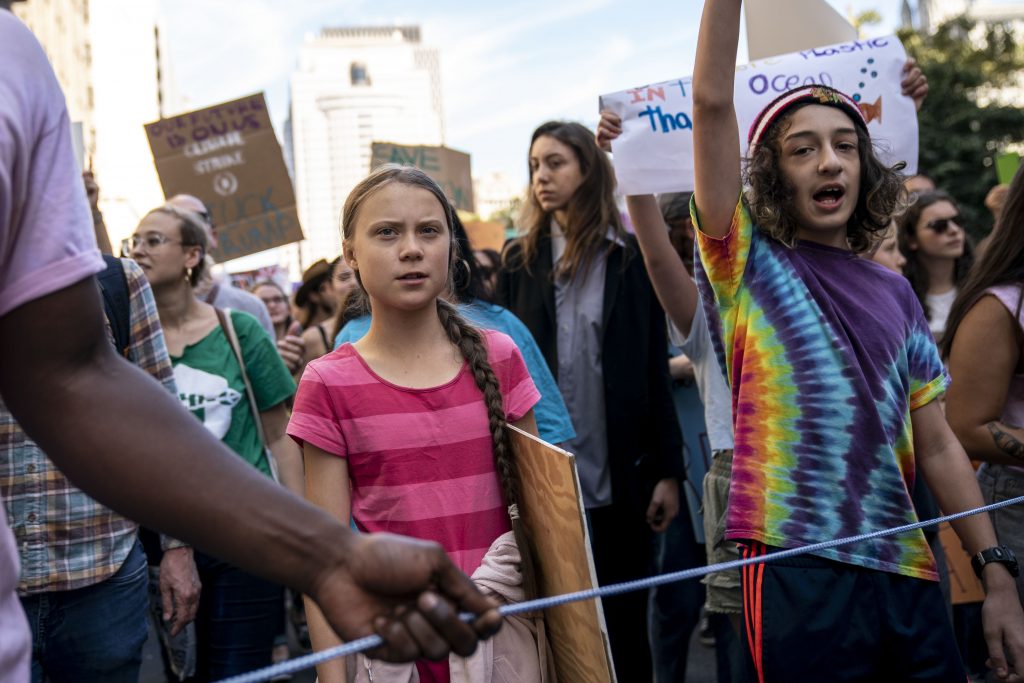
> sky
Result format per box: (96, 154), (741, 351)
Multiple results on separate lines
(157, 0), (912, 189)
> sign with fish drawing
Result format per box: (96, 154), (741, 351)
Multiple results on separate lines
(599, 36), (917, 195)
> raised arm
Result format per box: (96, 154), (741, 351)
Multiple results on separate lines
(692, 0), (743, 237)
(597, 111), (699, 336)
(626, 194), (700, 337)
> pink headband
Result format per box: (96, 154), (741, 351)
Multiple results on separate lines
(748, 85), (868, 148)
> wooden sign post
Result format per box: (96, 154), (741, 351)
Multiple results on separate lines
(509, 426), (615, 683)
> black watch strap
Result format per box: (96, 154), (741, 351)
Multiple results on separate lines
(971, 545), (1020, 579)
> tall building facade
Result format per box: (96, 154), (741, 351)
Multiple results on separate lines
(88, 0), (184, 249)
(286, 26), (444, 270)
(15, 0), (184, 250)
(14, 0), (95, 168)
(916, 0), (1024, 30)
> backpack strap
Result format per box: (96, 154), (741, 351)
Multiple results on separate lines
(98, 254), (131, 357)
(215, 308), (280, 483)
(203, 282), (221, 305)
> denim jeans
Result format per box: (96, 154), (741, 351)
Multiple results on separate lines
(978, 463), (1024, 605)
(649, 506), (705, 682)
(20, 539), (149, 683)
(188, 551), (284, 681)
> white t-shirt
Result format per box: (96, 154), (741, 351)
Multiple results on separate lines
(669, 303), (734, 452)
(926, 288), (957, 340)
(0, 12), (105, 679)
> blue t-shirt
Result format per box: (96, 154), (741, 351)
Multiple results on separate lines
(335, 300), (576, 445)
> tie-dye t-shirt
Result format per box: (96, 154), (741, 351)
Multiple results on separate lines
(692, 198), (947, 581)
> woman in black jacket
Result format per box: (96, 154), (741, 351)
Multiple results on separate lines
(496, 120), (684, 679)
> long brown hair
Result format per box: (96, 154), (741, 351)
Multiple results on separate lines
(942, 164), (1024, 358)
(745, 105), (906, 253)
(898, 190), (975, 324)
(507, 120), (628, 280)
(342, 164), (540, 599)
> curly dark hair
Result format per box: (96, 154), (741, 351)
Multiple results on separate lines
(744, 104), (908, 254)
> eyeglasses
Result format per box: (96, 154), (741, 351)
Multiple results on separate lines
(924, 215), (964, 234)
(121, 233), (184, 254)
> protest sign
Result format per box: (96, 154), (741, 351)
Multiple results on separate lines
(463, 220), (506, 253)
(745, 0), (856, 61)
(145, 93), (303, 261)
(509, 426), (615, 682)
(997, 152), (1022, 185)
(599, 36), (918, 196)
(227, 264), (291, 293)
(370, 143), (475, 212)
(71, 121), (85, 174)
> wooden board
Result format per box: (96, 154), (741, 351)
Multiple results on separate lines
(509, 426), (615, 683)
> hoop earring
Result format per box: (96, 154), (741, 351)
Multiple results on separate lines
(453, 258), (471, 290)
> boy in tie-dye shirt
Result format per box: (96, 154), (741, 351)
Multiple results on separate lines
(691, 2), (1024, 681)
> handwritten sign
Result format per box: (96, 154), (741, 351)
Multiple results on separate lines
(145, 93), (303, 261)
(370, 143), (475, 212)
(599, 36), (918, 196)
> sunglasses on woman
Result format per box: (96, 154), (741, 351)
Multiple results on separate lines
(924, 215), (964, 234)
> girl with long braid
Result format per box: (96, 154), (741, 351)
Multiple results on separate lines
(287, 165), (543, 683)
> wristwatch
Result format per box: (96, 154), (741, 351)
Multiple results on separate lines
(971, 545), (1020, 579)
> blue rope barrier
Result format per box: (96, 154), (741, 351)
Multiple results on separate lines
(217, 493), (1024, 683)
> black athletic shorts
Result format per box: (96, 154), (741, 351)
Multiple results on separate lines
(737, 541), (967, 683)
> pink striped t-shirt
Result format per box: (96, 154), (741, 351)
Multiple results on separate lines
(288, 329), (540, 575)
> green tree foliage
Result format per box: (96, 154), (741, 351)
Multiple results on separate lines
(854, 10), (884, 36)
(899, 16), (1024, 237)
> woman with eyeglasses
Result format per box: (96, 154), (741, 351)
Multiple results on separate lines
(128, 204), (301, 680)
(898, 190), (975, 342)
(251, 280), (294, 344)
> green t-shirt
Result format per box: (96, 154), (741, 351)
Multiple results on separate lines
(171, 310), (295, 476)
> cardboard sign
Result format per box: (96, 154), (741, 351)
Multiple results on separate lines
(370, 143), (475, 212)
(509, 426), (615, 683)
(463, 220), (506, 253)
(145, 93), (303, 261)
(745, 0), (857, 61)
(938, 522), (986, 605)
(599, 36), (918, 196)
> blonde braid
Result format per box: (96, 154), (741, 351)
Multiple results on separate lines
(436, 299), (540, 601)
